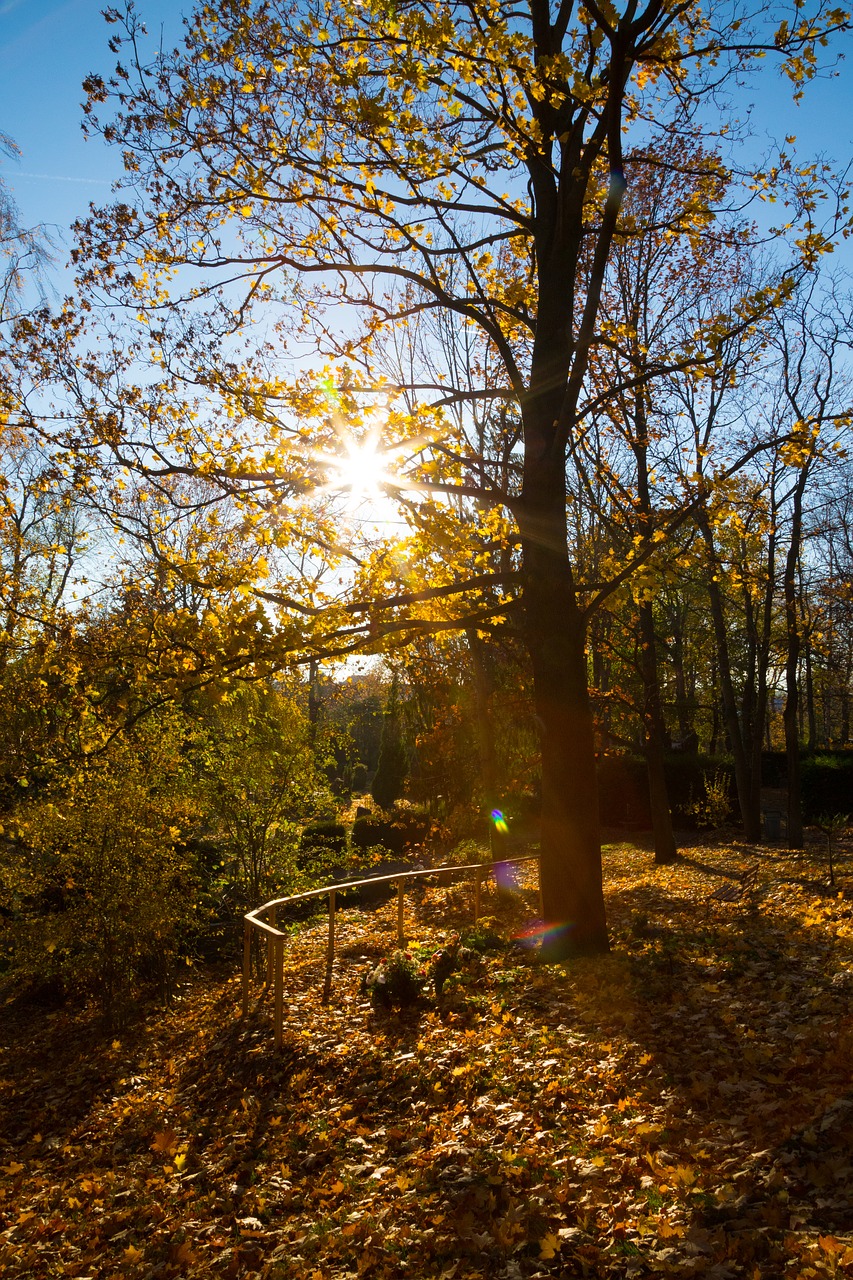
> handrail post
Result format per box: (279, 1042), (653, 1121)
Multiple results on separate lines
(241, 920), (252, 1016)
(397, 877), (405, 946)
(273, 936), (284, 1049)
(322, 888), (336, 1004)
(266, 907), (278, 986)
(474, 866), (483, 923)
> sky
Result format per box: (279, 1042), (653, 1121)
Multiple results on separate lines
(0, 0), (179, 283)
(1, 0), (852, 287)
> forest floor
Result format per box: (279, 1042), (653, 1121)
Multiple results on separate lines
(2, 835), (853, 1280)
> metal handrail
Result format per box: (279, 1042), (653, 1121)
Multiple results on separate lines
(241, 852), (541, 1047)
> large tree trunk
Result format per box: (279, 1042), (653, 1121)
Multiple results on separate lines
(519, 417), (609, 959)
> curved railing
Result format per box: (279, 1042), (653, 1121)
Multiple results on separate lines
(242, 853), (541, 1047)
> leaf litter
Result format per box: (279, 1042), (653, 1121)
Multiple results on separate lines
(1, 839), (852, 1279)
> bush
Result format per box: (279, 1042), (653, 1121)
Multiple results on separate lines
(2, 728), (199, 1024)
(597, 755), (649, 827)
(350, 762), (368, 792)
(351, 806), (430, 855)
(686, 768), (732, 828)
(596, 754), (737, 831)
(801, 754), (853, 823)
(371, 686), (408, 809)
(299, 819), (347, 856)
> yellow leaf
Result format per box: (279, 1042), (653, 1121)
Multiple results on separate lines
(658, 1220), (684, 1238)
(539, 1232), (561, 1259)
(123, 1244), (144, 1264)
(174, 1152), (188, 1172)
(2, 1161), (24, 1175)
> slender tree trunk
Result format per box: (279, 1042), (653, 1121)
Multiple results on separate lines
(784, 491), (807, 852)
(308, 657), (321, 741)
(804, 640), (818, 751)
(697, 509), (761, 840)
(670, 607), (694, 743)
(590, 612), (613, 752)
(631, 397), (677, 863)
(841, 649), (851, 745)
(638, 601), (677, 864)
(749, 527), (776, 841)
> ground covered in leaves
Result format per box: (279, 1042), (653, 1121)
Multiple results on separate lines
(2, 838), (853, 1279)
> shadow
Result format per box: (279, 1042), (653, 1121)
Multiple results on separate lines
(0, 969), (228, 1156)
(592, 863), (853, 1262)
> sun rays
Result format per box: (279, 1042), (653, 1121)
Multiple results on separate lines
(320, 429), (393, 510)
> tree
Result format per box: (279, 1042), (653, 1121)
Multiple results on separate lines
(771, 279), (853, 847)
(190, 681), (322, 906)
(76, 0), (851, 956)
(579, 136), (766, 862)
(0, 133), (53, 321)
(371, 680), (409, 809)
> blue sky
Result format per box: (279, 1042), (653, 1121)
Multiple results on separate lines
(1, 0), (851, 284)
(0, 0), (179, 276)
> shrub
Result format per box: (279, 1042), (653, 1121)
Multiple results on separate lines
(362, 949), (425, 1009)
(2, 727), (199, 1024)
(595, 754), (737, 831)
(597, 755), (649, 827)
(350, 762), (368, 792)
(687, 768), (732, 828)
(299, 819), (347, 856)
(801, 754), (853, 823)
(351, 806), (430, 855)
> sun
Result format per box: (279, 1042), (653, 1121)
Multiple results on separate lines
(332, 434), (387, 505)
(317, 426), (401, 516)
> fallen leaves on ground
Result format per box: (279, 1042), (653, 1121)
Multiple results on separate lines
(2, 838), (853, 1279)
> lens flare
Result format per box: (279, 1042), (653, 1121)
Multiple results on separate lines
(513, 921), (574, 952)
(490, 808), (509, 834)
(492, 859), (518, 892)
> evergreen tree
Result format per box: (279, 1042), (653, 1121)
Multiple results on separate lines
(371, 684), (408, 811)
